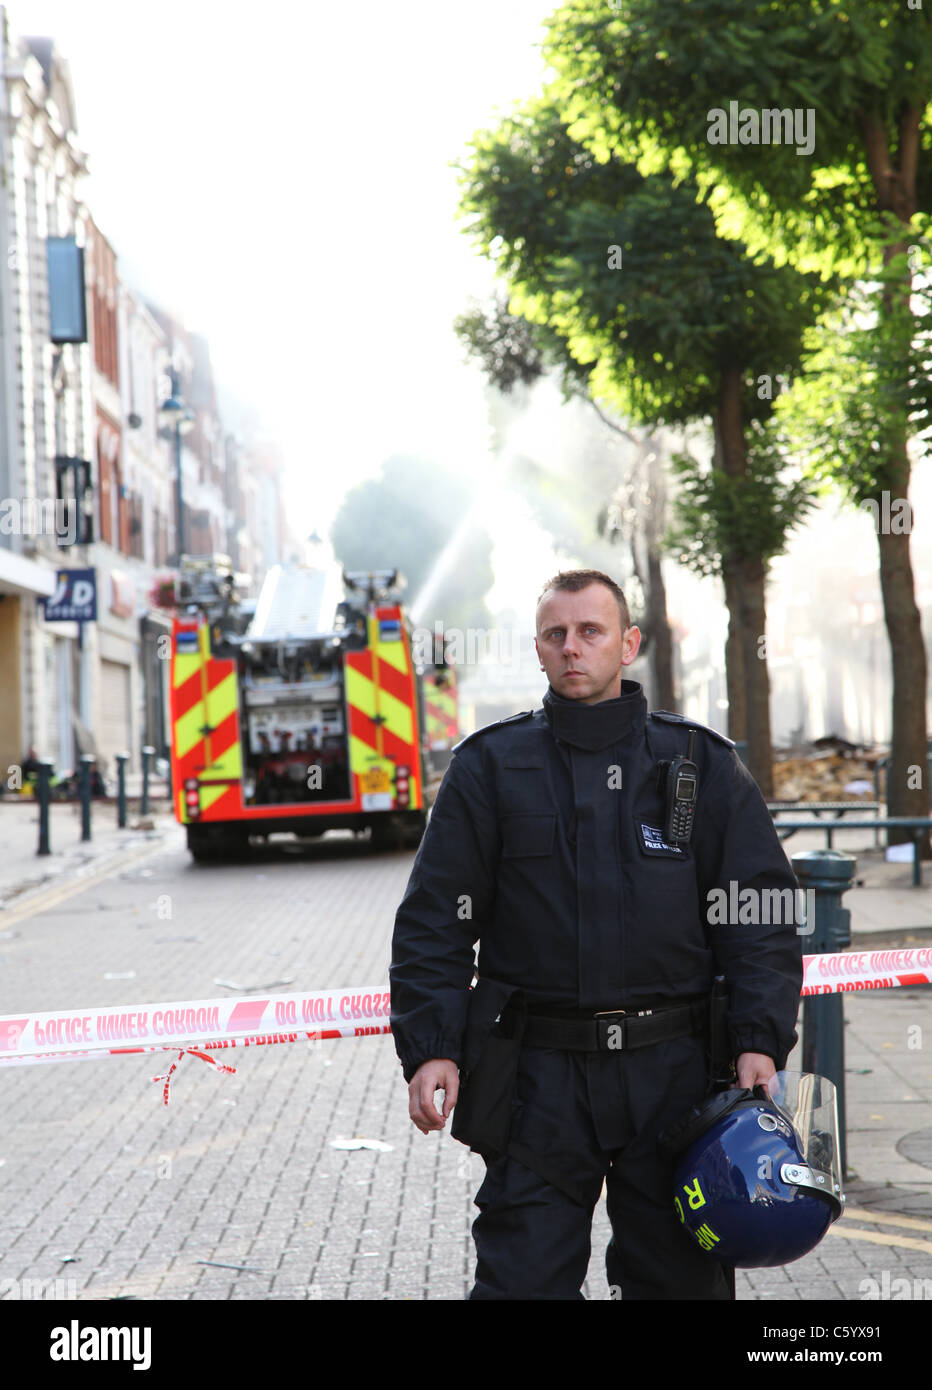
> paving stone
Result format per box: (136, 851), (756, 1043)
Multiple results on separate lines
(1, 827), (931, 1305)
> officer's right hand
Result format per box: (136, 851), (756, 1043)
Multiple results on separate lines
(408, 1059), (459, 1134)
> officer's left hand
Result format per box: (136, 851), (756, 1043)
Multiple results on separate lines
(735, 1052), (776, 1090)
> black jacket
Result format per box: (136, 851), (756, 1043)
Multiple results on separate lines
(390, 681), (802, 1082)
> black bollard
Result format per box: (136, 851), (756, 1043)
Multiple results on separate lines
(116, 752), (129, 828)
(141, 745), (155, 816)
(793, 849), (856, 1179)
(37, 758), (54, 856)
(79, 753), (94, 842)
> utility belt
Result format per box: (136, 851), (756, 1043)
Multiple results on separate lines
(452, 978), (732, 1165)
(522, 995), (709, 1053)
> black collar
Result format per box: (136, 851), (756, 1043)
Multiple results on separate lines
(542, 681), (647, 751)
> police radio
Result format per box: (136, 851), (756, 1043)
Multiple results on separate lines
(658, 729), (699, 847)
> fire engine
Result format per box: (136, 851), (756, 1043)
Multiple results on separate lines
(420, 649), (459, 775)
(169, 554), (452, 862)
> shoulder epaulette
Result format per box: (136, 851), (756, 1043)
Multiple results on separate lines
(649, 710), (735, 748)
(452, 710), (536, 753)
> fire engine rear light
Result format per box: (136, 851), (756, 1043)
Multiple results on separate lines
(184, 778), (201, 819)
(395, 765), (410, 808)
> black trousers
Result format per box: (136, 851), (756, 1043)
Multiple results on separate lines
(468, 1034), (734, 1300)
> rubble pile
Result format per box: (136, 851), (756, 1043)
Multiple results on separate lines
(770, 750), (883, 803)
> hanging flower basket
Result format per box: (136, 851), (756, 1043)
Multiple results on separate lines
(149, 575), (177, 611)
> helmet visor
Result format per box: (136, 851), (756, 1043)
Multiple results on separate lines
(765, 1070), (844, 1217)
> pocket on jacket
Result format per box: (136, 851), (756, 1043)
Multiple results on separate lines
(501, 812), (556, 858)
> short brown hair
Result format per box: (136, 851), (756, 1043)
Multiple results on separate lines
(536, 569), (631, 634)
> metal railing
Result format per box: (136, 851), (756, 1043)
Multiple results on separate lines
(773, 818), (932, 886)
(769, 801), (882, 847)
(32, 750), (171, 855)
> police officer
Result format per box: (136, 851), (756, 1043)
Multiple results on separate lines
(390, 569), (802, 1299)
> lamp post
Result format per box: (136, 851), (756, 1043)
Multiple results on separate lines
(158, 373), (195, 564)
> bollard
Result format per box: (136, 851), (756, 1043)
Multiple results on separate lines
(115, 752), (129, 829)
(793, 849), (856, 1179)
(141, 745), (155, 816)
(37, 758), (54, 856)
(79, 753), (94, 842)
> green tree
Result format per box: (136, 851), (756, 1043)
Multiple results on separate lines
(544, 0), (932, 830)
(458, 98), (832, 790)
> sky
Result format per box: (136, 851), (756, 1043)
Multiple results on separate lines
(6, 0), (564, 613)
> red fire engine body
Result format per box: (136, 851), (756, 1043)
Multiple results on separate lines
(169, 556), (450, 861)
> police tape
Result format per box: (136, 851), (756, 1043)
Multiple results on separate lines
(0, 949), (929, 1100)
(800, 945), (932, 995)
(0, 983), (390, 1058)
(0, 985), (391, 1101)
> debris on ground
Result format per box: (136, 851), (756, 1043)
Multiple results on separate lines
(330, 1137), (394, 1152)
(771, 749), (884, 803)
(213, 976), (296, 992)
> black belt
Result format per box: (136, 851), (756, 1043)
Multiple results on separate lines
(521, 997), (709, 1052)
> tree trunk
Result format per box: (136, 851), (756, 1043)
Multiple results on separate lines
(737, 553), (773, 799)
(624, 430), (676, 711)
(722, 567), (747, 742)
(877, 443), (929, 854)
(646, 540), (675, 710)
(716, 366), (774, 796)
(860, 109), (929, 850)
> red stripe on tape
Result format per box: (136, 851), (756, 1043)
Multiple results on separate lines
(227, 1000), (270, 1031)
(0, 1020), (28, 1051)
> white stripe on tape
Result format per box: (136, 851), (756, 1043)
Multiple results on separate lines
(0, 984), (390, 1059)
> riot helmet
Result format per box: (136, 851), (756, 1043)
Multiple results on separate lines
(658, 1071), (844, 1268)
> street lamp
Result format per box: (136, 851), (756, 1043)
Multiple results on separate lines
(158, 380), (195, 563)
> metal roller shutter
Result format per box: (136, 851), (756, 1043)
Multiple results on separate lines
(43, 633), (61, 767)
(98, 658), (131, 779)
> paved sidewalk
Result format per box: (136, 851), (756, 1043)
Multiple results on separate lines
(0, 798), (175, 937)
(0, 807), (928, 1300)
